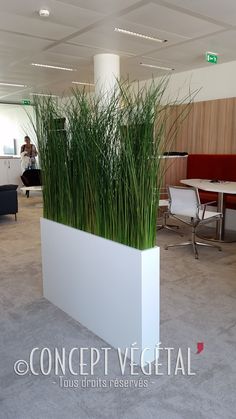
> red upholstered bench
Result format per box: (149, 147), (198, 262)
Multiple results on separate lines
(187, 154), (236, 210)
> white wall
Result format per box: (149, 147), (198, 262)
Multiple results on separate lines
(0, 104), (36, 156)
(164, 60), (236, 103)
(136, 59), (236, 103)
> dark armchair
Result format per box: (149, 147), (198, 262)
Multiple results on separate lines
(0, 184), (18, 220)
(21, 169), (42, 197)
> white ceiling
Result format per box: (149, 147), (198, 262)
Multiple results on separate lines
(0, 0), (236, 101)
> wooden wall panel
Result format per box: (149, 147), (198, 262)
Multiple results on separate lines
(161, 156), (188, 190)
(167, 97), (236, 154)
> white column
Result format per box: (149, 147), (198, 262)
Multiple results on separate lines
(94, 54), (120, 102)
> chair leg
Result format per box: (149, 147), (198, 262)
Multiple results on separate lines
(26, 190), (29, 198)
(195, 241), (222, 251)
(157, 212), (182, 236)
(191, 230), (199, 259)
(165, 241), (192, 250)
(194, 227), (222, 252)
(165, 226), (221, 259)
(15, 213), (17, 221)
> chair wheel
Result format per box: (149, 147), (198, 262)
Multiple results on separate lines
(164, 245), (168, 250)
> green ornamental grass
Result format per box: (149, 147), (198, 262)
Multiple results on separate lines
(31, 80), (191, 250)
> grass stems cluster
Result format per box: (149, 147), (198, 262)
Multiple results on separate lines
(32, 80), (183, 250)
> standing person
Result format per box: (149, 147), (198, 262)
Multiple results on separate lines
(20, 135), (38, 172)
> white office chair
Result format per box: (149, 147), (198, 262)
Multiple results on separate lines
(157, 198), (182, 235)
(156, 187), (182, 235)
(165, 186), (223, 259)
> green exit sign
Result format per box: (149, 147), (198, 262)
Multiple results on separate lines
(22, 99), (31, 105)
(206, 52), (218, 64)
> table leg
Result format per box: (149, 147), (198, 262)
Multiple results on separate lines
(216, 192), (225, 241)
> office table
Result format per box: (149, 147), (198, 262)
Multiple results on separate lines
(180, 178), (236, 241)
(20, 185), (43, 198)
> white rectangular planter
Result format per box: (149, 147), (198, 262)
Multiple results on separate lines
(41, 218), (160, 364)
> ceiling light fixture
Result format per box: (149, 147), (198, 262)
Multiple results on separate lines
(114, 28), (167, 43)
(72, 81), (94, 86)
(140, 63), (174, 71)
(0, 82), (27, 87)
(206, 50), (218, 55)
(39, 9), (50, 17)
(30, 93), (58, 97)
(31, 63), (76, 72)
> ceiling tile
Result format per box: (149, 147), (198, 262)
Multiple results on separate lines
(121, 2), (224, 38)
(0, 12), (79, 40)
(0, 47), (25, 69)
(43, 1), (105, 30)
(0, 66), (59, 85)
(54, 0), (142, 14)
(34, 51), (88, 66)
(121, 56), (187, 81)
(0, 31), (52, 51)
(112, 17), (190, 42)
(0, 0), (105, 40)
(70, 19), (189, 57)
(49, 43), (109, 60)
(0, 85), (29, 100)
(158, 0), (236, 26)
(70, 27), (152, 56)
(0, 0), (104, 23)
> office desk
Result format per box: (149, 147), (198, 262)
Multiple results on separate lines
(180, 179), (236, 241)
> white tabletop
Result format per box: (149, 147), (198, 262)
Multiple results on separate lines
(20, 186), (42, 192)
(180, 179), (236, 194)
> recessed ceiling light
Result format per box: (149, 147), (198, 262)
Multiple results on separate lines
(0, 82), (27, 87)
(206, 51), (218, 55)
(140, 63), (174, 71)
(39, 9), (50, 17)
(30, 93), (58, 97)
(114, 28), (167, 43)
(72, 81), (94, 86)
(31, 63), (76, 72)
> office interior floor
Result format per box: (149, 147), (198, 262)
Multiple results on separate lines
(0, 195), (236, 419)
